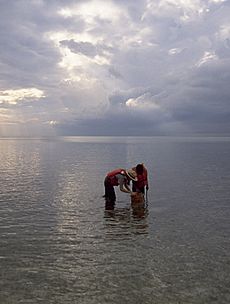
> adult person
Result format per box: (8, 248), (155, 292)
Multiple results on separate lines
(132, 163), (149, 194)
(104, 168), (137, 203)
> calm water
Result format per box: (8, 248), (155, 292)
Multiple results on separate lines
(0, 136), (229, 304)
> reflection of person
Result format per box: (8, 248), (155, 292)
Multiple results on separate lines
(104, 168), (137, 203)
(132, 163), (149, 194)
(132, 203), (148, 220)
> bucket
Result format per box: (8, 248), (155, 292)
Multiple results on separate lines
(131, 192), (145, 205)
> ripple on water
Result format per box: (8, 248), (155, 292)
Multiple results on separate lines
(0, 138), (230, 304)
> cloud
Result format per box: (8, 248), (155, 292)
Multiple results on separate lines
(0, 88), (45, 105)
(0, 0), (230, 136)
(60, 40), (98, 57)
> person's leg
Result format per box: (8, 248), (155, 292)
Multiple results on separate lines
(104, 178), (116, 202)
(132, 182), (137, 192)
(140, 187), (145, 194)
(105, 199), (115, 210)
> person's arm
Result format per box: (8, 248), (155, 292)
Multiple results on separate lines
(144, 166), (149, 190)
(124, 181), (131, 192)
(117, 175), (131, 193)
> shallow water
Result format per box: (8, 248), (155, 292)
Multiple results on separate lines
(0, 136), (229, 303)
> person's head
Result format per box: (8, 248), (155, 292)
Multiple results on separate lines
(126, 169), (137, 181)
(136, 164), (144, 175)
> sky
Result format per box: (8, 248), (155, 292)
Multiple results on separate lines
(0, 0), (230, 136)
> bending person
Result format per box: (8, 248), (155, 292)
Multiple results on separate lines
(104, 168), (137, 203)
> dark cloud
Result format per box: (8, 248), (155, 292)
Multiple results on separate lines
(108, 67), (123, 79)
(60, 40), (97, 57)
(55, 115), (166, 136)
(0, 0), (85, 88)
(1, 0), (230, 136)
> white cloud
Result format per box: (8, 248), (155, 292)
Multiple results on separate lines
(210, 0), (227, 3)
(0, 88), (45, 105)
(196, 51), (218, 67)
(126, 94), (161, 110)
(144, 0), (209, 22)
(168, 47), (185, 55)
(58, 0), (126, 24)
(47, 120), (58, 125)
(217, 24), (230, 43)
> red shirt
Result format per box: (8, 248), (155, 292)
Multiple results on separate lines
(133, 166), (148, 189)
(106, 168), (126, 186)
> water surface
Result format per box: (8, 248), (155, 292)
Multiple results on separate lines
(0, 136), (229, 303)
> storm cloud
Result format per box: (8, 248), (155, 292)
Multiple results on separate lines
(0, 0), (230, 136)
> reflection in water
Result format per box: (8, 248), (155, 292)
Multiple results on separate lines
(104, 200), (149, 236)
(132, 201), (148, 220)
(1, 137), (230, 304)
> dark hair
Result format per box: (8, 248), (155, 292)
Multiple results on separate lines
(136, 164), (143, 174)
